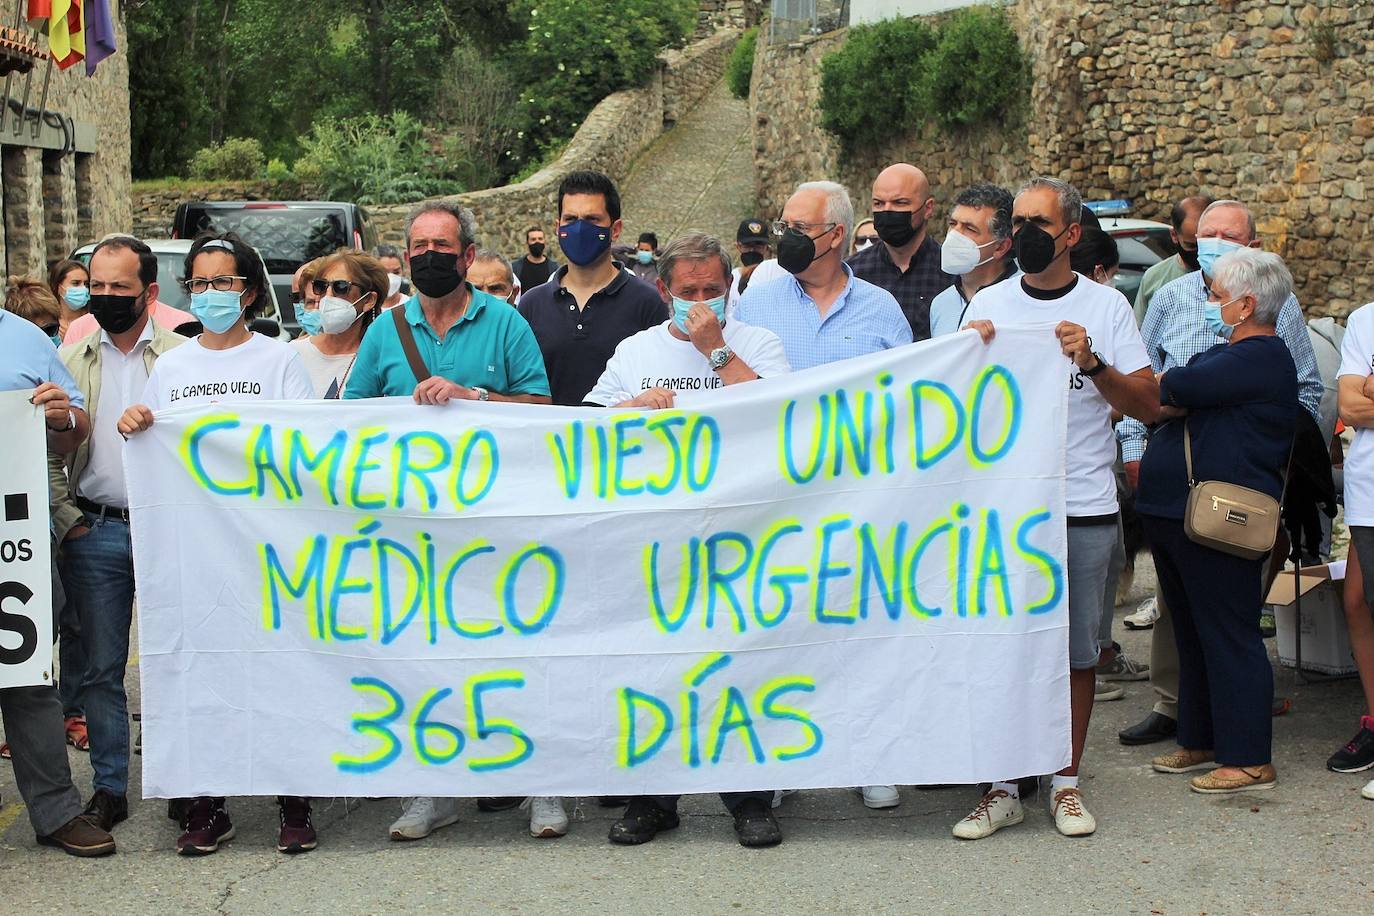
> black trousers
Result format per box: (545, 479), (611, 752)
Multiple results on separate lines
(1142, 516), (1272, 766)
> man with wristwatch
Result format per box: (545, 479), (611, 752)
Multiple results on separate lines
(957, 177), (1160, 842)
(583, 232), (790, 413)
(584, 233), (792, 848)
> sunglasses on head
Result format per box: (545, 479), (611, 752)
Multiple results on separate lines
(310, 278), (360, 297)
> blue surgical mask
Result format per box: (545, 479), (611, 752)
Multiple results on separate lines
(63, 286), (90, 310)
(557, 219), (612, 267)
(636, 249), (654, 265)
(296, 305), (324, 337)
(190, 289), (246, 334)
(1203, 295), (1242, 339)
(671, 294), (727, 333)
(1197, 237), (1243, 277)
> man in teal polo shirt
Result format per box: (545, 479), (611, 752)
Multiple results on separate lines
(344, 201), (551, 403)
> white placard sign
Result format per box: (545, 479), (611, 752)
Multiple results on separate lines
(129, 327), (1070, 798)
(0, 390), (55, 689)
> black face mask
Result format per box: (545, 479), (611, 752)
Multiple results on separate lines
(528, 242), (546, 258)
(777, 228), (831, 275)
(90, 291), (147, 335)
(1013, 223), (1069, 275)
(1178, 244), (1200, 271)
(872, 209), (921, 248)
(739, 250), (765, 267)
(409, 250), (464, 298)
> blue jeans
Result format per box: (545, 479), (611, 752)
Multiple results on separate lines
(59, 513), (135, 796)
(56, 580), (86, 718)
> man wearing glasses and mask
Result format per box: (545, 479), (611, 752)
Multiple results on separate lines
(846, 163), (954, 342)
(737, 181), (911, 373)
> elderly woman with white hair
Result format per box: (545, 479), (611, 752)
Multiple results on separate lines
(1134, 247), (1300, 795)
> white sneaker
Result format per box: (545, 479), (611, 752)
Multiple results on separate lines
(771, 789), (798, 809)
(1094, 678), (1124, 702)
(859, 785), (900, 808)
(1124, 596), (1158, 630)
(952, 790), (1024, 840)
(1362, 778), (1374, 800)
(523, 796), (568, 838)
(388, 796), (461, 841)
(1051, 787), (1096, 837)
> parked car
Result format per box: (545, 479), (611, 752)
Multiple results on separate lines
(171, 201), (377, 335)
(1085, 199), (1176, 305)
(71, 238), (288, 339)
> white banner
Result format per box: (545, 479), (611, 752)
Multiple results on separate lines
(129, 326), (1070, 798)
(0, 390), (55, 689)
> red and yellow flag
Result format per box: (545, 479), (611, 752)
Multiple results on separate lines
(29, 0), (85, 71)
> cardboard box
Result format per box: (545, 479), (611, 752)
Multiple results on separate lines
(1267, 561), (1358, 676)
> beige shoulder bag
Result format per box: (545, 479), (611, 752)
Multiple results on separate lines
(1182, 420), (1290, 560)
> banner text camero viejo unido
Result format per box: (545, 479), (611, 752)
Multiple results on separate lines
(127, 326), (1071, 798)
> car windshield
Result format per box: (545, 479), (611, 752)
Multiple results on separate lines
(182, 206), (347, 274)
(1113, 229), (1175, 268)
(156, 252), (189, 309)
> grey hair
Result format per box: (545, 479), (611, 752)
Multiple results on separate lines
(1199, 199), (1257, 241)
(1211, 247), (1291, 326)
(404, 200), (477, 249)
(1017, 176), (1083, 227)
(953, 183), (1015, 242)
(472, 248), (515, 287)
(796, 180), (855, 252)
(657, 232), (734, 290)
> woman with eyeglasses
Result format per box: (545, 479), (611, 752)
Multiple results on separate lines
(851, 218), (878, 255)
(290, 250), (388, 398)
(4, 276), (65, 345)
(116, 231), (315, 856)
(48, 258), (91, 341)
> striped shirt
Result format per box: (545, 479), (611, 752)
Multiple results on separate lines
(1116, 270), (1322, 463)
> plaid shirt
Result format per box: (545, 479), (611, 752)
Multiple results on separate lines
(845, 234), (954, 341)
(1116, 270), (1322, 463)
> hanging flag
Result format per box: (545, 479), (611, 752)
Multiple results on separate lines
(38, 0), (85, 71)
(83, 0), (115, 75)
(25, 0), (52, 29)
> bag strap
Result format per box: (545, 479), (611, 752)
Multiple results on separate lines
(391, 305), (431, 385)
(1184, 416), (1298, 500)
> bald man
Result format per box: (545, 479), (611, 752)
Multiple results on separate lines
(846, 163), (954, 341)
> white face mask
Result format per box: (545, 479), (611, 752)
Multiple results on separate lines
(318, 294), (367, 335)
(941, 228), (1000, 275)
(387, 273), (404, 298)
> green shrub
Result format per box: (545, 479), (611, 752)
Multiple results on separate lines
(265, 157), (292, 182)
(507, 0), (697, 165)
(727, 28), (758, 100)
(293, 112), (464, 205)
(819, 18), (936, 152)
(912, 7), (1029, 131)
(435, 41), (522, 189)
(187, 137), (266, 181)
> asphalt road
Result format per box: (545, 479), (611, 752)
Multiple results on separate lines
(3, 571), (1372, 915)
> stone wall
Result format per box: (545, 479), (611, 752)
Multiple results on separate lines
(750, 0), (1374, 317)
(1, 9), (130, 276)
(696, 0), (766, 35)
(130, 29), (742, 262)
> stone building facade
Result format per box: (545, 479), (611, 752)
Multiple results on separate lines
(0, 7), (131, 279)
(751, 0), (1374, 316)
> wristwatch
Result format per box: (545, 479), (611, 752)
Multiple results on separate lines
(47, 409), (75, 432)
(1082, 352), (1108, 378)
(473, 387), (491, 401)
(709, 345), (735, 371)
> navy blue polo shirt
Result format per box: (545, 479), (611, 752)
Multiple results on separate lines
(517, 266), (667, 405)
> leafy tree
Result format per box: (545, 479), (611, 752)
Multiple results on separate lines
(819, 18), (936, 153)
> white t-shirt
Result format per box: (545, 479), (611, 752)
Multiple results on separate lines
(142, 332), (314, 410)
(583, 319), (792, 406)
(290, 336), (359, 399)
(1338, 303), (1374, 524)
(965, 273), (1150, 517)
(726, 259), (787, 318)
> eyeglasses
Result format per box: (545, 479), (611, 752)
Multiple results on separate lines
(290, 290), (304, 305)
(184, 275), (246, 294)
(41, 323), (60, 337)
(310, 278), (360, 297)
(855, 234), (879, 245)
(772, 220), (837, 237)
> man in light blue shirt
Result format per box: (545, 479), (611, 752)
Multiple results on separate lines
(738, 181), (911, 371)
(0, 310), (117, 856)
(736, 180), (909, 813)
(1116, 199), (1321, 749)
